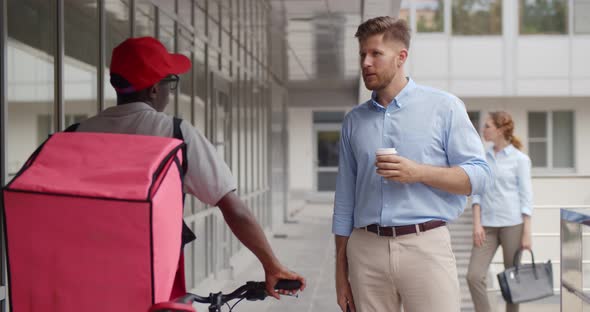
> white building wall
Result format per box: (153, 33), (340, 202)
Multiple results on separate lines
(408, 35), (590, 97)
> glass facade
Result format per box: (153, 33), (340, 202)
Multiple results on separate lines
(0, 0), (287, 306)
(452, 0), (502, 35)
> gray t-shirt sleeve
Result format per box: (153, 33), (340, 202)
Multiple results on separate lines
(180, 121), (237, 205)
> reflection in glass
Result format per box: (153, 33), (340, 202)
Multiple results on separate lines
(135, 3), (156, 37)
(399, 0), (411, 24)
(317, 131), (340, 167)
(520, 0), (567, 34)
(6, 0), (55, 179)
(159, 14), (176, 116)
(195, 4), (207, 37)
(104, 0), (130, 108)
(178, 29), (193, 123)
(318, 172), (339, 192)
(452, 0), (502, 35)
(195, 42), (207, 104)
(417, 0), (444, 32)
(64, 0), (98, 127)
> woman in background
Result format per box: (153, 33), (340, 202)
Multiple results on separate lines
(466, 111), (533, 312)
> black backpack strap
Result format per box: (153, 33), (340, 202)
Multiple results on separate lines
(172, 117), (188, 176)
(173, 117), (184, 141)
(64, 123), (80, 132)
(172, 117), (196, 247)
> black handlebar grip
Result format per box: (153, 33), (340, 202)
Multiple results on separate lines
(274, 279), (302, 291)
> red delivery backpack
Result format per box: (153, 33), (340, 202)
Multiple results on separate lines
(2, 119), (191, 312)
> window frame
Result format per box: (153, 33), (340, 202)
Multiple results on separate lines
(528, 110), (576, 175)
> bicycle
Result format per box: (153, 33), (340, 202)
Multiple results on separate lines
(149, 279), (302, 312)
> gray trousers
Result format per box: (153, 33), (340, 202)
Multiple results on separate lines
(466, 224), (523, 312)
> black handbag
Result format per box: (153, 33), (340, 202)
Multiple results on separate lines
(497, 248), (554, 304)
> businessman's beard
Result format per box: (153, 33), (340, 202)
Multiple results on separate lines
(363, 68), (395, 92)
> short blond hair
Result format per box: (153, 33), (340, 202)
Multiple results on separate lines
(355, 16), (411, 49)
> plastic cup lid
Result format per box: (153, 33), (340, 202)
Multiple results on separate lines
(376, 148), (398, 155)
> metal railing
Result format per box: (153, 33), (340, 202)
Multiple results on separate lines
(485, 205), (590, 294)
(560, 208), (590, 311)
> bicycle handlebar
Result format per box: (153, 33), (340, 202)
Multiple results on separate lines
(182, 279), (302, 305)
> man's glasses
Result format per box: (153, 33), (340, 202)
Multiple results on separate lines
(160, 74), (180, 90)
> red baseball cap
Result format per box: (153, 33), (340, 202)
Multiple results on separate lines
(110, 37), (191, 93)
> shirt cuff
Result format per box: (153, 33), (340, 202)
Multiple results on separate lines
(521, 206), (533, 216)
(472, 195), (481, 206)
(332, 214), (353, 237)
(459, 164), (488, 196)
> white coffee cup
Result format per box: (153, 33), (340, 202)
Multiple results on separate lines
(376, 148), (398, 156)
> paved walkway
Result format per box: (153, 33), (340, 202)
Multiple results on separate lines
(193, 203), (559, 312)
(192, 203), (338, 312)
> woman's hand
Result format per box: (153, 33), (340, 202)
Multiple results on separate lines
(473, 224), (486, 248)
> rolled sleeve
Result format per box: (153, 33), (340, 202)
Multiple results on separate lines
(445, 98), (492, 196)
(332, 116), (356, 237)
(517, 155), (533, 216)
(471, 194), (481, 206)
(459, 162), (492, 196)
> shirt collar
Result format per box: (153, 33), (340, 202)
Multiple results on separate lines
(487, 144), (516, 157)
(370, 77), (416, 111)
(100, 101), (156, 116)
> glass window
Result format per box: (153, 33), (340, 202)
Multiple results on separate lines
(552, 111), (574, 168)
(221, 0), (231, 33)
(104, 0), (130, 108)
(6, 0), (56, 179)
(158, 13), (175, 51)
(520, 0), (568, 34)
(528, 111), (575, 170)
(239, 75), (248, 195)
(222, 30), (231, 76)
(195, 41), (207, 101)
(417, 0), (444, 33)
(399, 0), (410, 24)
(64, 0), (98, 126)
(317, 131), (340, 167)
(135, 3), (156, 37)
(452, 0), (502, 35)
(177, 0), (193, 26)
(195, 4), (207, 38)
(178, 31), (193, 122)
(313, 111), (345, 123)
(574, 0), (590, 34)
(528, 112), (548, 168)
(159, 14), (176, 116)
(209, 0), (220, 21)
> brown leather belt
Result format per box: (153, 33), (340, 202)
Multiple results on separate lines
(364, 220), (446, 237)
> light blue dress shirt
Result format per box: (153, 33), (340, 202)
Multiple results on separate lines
(332, 78), (492, 237)
(472, 145), (533, 227)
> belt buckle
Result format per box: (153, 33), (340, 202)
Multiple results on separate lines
(391, 226), (396, 238)
(377, 226), (381, 236)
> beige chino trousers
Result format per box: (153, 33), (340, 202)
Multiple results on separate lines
(347, 226), (460, 312)
(466, 224), (523, 312)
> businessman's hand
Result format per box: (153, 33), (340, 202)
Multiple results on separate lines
(376, 154), (424, 184)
